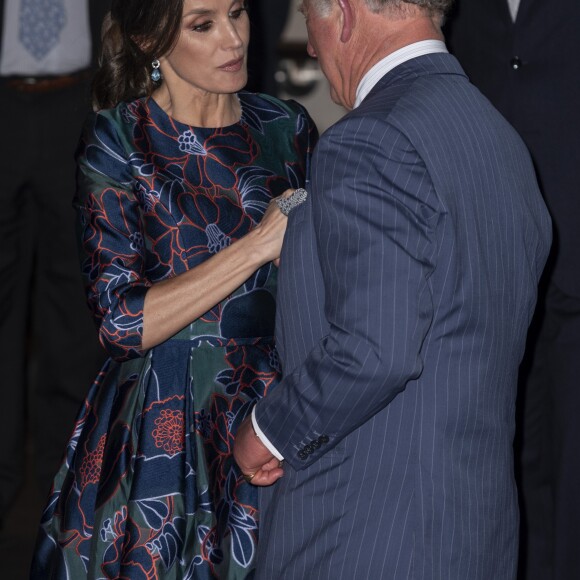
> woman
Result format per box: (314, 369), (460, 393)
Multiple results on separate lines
(30, 0), (317, 577)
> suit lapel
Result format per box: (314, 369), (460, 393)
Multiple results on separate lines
(465, 0), (512, 24)
(495, 0), (522, 25)
(513, 0), (537, 23)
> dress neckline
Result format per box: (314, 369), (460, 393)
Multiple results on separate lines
(146, 94), (246, 132)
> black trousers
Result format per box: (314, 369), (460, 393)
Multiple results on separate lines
(0, 80), (105, 516)
(517, 281), (580, 580)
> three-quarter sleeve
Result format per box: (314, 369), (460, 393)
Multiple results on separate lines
(74, 112), (151, 361)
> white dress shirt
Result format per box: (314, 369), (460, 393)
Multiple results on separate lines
(252, 406), (284, 460)
(0, 0), (91, 76)
(507, 0), (521, 21)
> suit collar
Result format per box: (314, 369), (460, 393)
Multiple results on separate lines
(355, 40), (448, 108)
(361, 52), (468, 105)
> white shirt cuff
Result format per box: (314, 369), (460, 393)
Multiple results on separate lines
(251, 405), (284, 461)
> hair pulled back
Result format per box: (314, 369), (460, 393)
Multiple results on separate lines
(92, 0), (183, 110)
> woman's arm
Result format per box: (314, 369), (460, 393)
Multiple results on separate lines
(75, 110), (290, 360)
(141, 197), (287, 349)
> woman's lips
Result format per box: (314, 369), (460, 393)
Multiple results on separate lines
(219, 57), (244, 72)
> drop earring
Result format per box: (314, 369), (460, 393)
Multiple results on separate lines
(151, 59), (161, 82)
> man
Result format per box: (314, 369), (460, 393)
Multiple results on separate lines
(234, 0), (552, 577)
(444, 2), (580, 578)
(0, 0), (107, 521)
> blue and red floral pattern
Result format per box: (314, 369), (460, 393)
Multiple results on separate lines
(31, 92), (317, 579)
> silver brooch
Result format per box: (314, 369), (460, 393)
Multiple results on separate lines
(275, 188), (308, 216)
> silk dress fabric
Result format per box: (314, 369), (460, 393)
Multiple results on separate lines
(30, 91), (316, 579)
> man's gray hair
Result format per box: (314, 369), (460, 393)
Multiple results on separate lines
(311, 0), (453, 16)
(367, 0), (453, 14)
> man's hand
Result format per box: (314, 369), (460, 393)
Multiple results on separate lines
(234, 416), (284, 486)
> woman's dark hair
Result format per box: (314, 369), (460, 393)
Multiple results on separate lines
(92, 0), (184, 110)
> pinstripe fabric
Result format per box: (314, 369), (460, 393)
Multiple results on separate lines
(254, 54), (552, 579)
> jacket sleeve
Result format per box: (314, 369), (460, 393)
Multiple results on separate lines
(255, 115), (441, 469)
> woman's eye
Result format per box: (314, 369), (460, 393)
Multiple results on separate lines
(192, 21), (212, 32)
(229, 8), (247, 19)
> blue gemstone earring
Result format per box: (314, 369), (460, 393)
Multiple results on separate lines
(151, 59), (161, 82)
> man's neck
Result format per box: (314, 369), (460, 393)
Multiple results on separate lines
(345, 12), (444, 108)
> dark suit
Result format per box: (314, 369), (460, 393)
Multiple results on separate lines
(445, 2), (580, 577)
(0, 0), (107, 516)
(254, 53), (551, 579)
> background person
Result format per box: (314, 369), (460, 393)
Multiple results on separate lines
(31, 0), (316, 577)
(444, 2), (580, 578)
(0, 0), (107, 522)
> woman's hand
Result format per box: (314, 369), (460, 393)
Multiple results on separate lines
(141, 189), (297, 350)
(249, 188), (296, 266)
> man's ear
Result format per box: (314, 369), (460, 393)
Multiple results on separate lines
(338, 0), (354, 43)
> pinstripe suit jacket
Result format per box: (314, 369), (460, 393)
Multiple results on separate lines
(254, 53), (552, 579)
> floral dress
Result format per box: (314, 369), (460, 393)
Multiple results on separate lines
(30, 92), (317, 579)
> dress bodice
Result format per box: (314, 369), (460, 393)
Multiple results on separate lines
(75, 92), (317, 359)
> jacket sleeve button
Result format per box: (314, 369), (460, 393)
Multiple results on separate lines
(510, 56), (522, 70)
